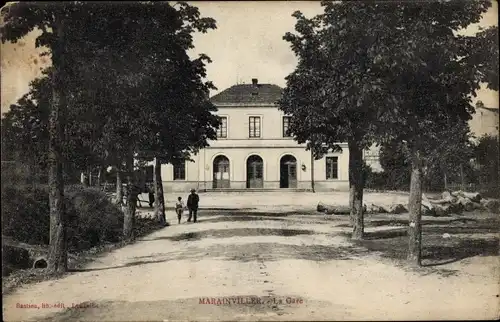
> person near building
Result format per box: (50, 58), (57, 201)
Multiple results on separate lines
(186, 188), (200, 223)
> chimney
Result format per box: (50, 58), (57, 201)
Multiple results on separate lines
(252, 78), (258, 86)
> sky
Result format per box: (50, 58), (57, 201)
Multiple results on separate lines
(1, 1), (498, 115)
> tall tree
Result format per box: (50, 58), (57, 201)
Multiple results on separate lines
(364, 1), (497, 266)
(1, 1), (220, 259)
(56, 1), (218, 240)
(1, 2), (79, 273)
(280, 1), (498, 254)
(280, 4), (404, 240)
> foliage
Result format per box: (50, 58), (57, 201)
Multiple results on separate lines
(279, 0), (497, 150)
(1, 1), (221, 246)
(368, 120), (477, 192)
(1, 1), (220, 172)
(474, 134), (499, 196)
(1, 185), (125, 251)
(378, 143), (411, 191)
(1, 186), (50, 245)
(1, 72), (89, 181)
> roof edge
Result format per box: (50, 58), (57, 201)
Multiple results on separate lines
(213, 102), (279, 107)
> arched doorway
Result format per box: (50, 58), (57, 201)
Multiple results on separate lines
(280, 155), (297, 188)
(246, 155), (263, 188)
(213, 155), (230, 188)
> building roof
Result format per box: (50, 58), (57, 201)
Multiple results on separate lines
(210, 80), (283, 105)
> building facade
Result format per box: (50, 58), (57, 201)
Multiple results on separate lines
(469, 103), (499, 139)
(159, 79), (351, 192)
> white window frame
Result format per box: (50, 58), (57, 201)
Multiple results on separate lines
(282, 116), (292, 138)
(173, 160), (186, 181)
(217, 115), (229, 139)
(248, 115), (262, 138)
(325, 156), (339, 180)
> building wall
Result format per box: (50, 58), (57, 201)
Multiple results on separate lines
(161, 146), (349, 192)
(364, 144), (383, 173)
(160, 103), (350, 192)
(469, 107), (499, 138)
(214, 104), (293, 140)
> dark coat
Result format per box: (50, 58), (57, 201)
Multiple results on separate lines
(187, 193), (199, 210)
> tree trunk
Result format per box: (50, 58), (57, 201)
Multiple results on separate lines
(349, 183), (355, 224)
(407, 148), (423, 267)
(310, 148), (315, 193)
(123, 154), (137, 241)
(88, 166), (92, 186)
(154, 157), (167, 225)
(115, 167), (123, 205)
(349, 142), (364, 240)
(82, 171), (89, 187)
(96, 165), (104, 189)
(47, 25), (67, 274)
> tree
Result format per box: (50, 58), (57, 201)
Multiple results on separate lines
(362, 1), (497, 266)
(280, 3), (409, 240)
(280, 0), (498, 262)
(1, 2), (80, 273)
(474, 134), (499, 197)
(136, 52), (219, 225)
(378, 121), (475, 192)
(56, 1), (218, 240)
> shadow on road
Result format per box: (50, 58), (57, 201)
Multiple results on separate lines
(351, 229), (498, 267)
(147, 228), (315, 242)
(200, 216), (288, 223)
(421, 238), (499, 267)
(70, 241), (368, 273)
(336, 217), (481, 228)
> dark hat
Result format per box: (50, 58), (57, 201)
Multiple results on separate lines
(190, 188), (196, 192)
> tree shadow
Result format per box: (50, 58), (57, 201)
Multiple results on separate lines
(69, 242), (369, 273)
(421, 237), (499, 267)
(339, 229), (407, 240)
(200, 216), (288, 224)
(351, 228), (499, 267)
(362, 229), (408, 240)
(338, 218), (480, 228)
(144, 228), (315, 242)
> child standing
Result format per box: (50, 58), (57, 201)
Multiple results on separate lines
(175, 196), (185, 224)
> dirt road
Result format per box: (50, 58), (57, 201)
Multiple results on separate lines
(3, 206), (499, 321)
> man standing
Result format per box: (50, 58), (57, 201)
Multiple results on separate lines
(187, 188), (200, 223)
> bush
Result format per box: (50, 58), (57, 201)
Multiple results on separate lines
(65, 185), (124, 251)
(1, 186), (50, 245)
(1, 185), (124, 252)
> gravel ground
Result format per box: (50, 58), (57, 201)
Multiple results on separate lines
(3, 192), (499, 321)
